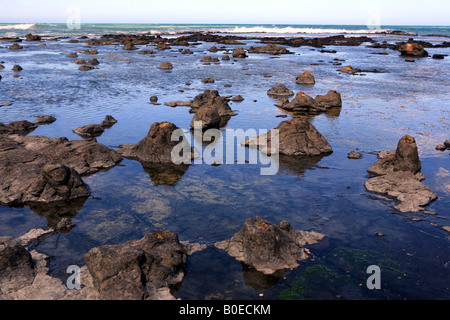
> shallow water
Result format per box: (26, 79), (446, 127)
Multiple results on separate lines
(0, 32), (449, 300)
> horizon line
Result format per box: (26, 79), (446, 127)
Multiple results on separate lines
(1, 22), (450, 27)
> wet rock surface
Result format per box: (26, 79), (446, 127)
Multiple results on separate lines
(0, 134), (122, 205)
(247, 43), (291, 55)
(365, 135), (437, 212)
(119, 121), (196, 163)
(214, 216), (325, 274)
(242, 118), (333, 157)
(84, 230), (188, 300)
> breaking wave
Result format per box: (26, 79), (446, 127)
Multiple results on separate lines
(0, 23), (36, 30)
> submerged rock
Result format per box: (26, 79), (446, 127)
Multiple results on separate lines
(84, 230), (188, 300)
(242, 118), (333, 157)
(215, 217), (325, 275)
(365, 135), (437, 212)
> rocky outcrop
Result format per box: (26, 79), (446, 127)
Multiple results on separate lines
(84, 230), (188, 300)
(276, 90), (342, 114)
(365, 135), (437, 212)
(119, 121), (196, 163)
(314, 90), (342, 108)
(0, 134), (122, 206)
(0, 120), (37, 135)
(215, 217), (325, 274)
(247, 43), (291, 55)
(232, 47), (247, 59)
(189, 90), (237, 130)
(267, 84), (294, 97)
(242, 118), (333, 157)
(296, 71), (315, 85)
(200, 56), (219, 63)
(9, 43), (23, 50)
(12, 65), (23, 72)
(34, 115), (56, 125)
(395, 38), (429, 57)
(73, 124), (104, 138)
(157, 62), (173, 70)
(25, 33), (41, 41)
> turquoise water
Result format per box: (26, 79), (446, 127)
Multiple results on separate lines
(1, 23), (450, 37)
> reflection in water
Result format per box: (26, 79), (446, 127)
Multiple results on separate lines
(277, 154), (327, 176)
(241, 264), (286, 291)
(28, 197), (89, 229)
(141, 162), (190, 186)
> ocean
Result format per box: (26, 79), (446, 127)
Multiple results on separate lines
(1, 23), (450, 38)
(0, 22), (449, 300)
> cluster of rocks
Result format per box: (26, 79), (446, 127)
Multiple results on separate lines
(435, 140), (450, 151)
(72, 115), (117, 139)
(1, 214), (324, 299)
(364, 135), (437, 212)
(270, 85), (342, 115)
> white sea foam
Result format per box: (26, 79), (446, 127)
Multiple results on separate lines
(214, 26), (393, 35)
(0, 23), (36, 30)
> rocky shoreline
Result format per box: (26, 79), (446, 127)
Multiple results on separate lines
(0, 30), (448, 300)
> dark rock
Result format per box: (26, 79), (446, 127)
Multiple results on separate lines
(9, 43), (23, 50)
(81, 49), (98, 55)
(222, 54), (230, 61)
(150, 96), (158, 104)
(56, 218), (75, 233)
(315, 90), (342, 108)
(231, 95), (244, 102)
(242, 118), (333, 156)
(200, 56), (219, 63)
(267, 84), (294, 97)
(73, 124), (105, 137)
(139, 49), (157, 55)
(405, 58), (415, 62)
(208, 46), (219, 52)
(338, 65), (360, 74)
(396, 38), (429, 57)
(444, 140), (450, 149)
(214, 217), (325, 274)
(180, 49), (193, 55)
(0, 120), (37, 135)
(232, 47), (247, 59)
(86, 58), (100, 66)
(73, 59), (86, 64)
(164, 101), (191, 107)
(279, 92), (319, 113)
(348, 150), (362, 159)
(247, 43), (291, 55)
(78, 65), (95, 71)
(0, 134), (122, 205)
(157, 62), (173, 70)
(435, 144), (446, 151)
(122, 43), (137, 50)
(365, 135), (436, 212)
(100, 115), (117, 128)
(432, 54), (446, 59)
(12, 65), (23, 72)
(25, 33), (41, 41)
(119, 121), (196, 164)
(84, 230), (188, 300)
(296, 71), (315, 84)
(189, 90), (237, 130)
(66, 52), (78, 58)
(33, 115), (56, 125)
(0, 236), (35, 294)
(157, 42), (171, 50)
(201, 78), (215, 83)
(368, 135), (421, 176)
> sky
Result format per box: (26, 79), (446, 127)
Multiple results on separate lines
(0, 0), (449, 26)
